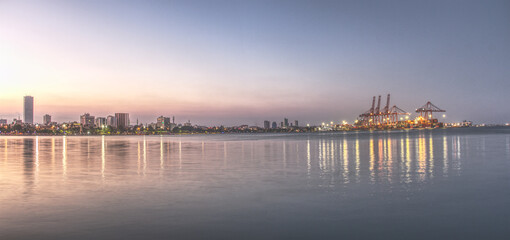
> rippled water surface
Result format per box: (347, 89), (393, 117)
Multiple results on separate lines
(1, 127), (510, 239)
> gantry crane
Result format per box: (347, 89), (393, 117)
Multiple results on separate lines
(415, 101), (445, 120)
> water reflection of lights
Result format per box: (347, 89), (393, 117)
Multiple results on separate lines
(51, 138), (55, 168)
(378, 138), (383, 174)
(137, 141), (141, 175)
(318, 139), (323, 172)
(330, 139), (335, 173)
(307, 139), (311, 177)
(369, 137), (375, 183)
(355, 138), (360, 183)
(443, 135), (448, 176)
(417, 134), (426, 182)
(143, 136), (147, 174)
(343, 138), (349, 183)
(160, 137), (165, 170)
(102, 135), (105, 179)
(283, 141), (286, 170)
(428, 134), (434, 178)
(3, 139), (7, 164)
(452, 136), (461, 175)
(201, 141), (205, 161)
(387, 137), (393, 182)
(62, 136), (67, 177)
(35, 136), (39, 185)
(224, 141), (227, 167)
(0, 132), (469, 188)
(404, 135), (411, 183)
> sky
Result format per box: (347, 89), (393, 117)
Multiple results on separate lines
(0, 0), (509, 126)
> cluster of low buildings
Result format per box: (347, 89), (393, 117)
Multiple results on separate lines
(79, 113), (130, 129)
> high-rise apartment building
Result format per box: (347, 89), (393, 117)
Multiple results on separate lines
(24, 96), (34, 124)
(95, 117), (106, 128)
(272, 121), (277, 129)
(43, 114), (51, 125)
(284, 118), (289, 127)
(115, 113), (129, 129)
(107, 115), (117, 127)
(80, 113), (95, 127)
(264, 120), (270, 129)
(157, 116), (171, 129)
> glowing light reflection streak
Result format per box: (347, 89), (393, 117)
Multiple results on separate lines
(343, 138), (349, 183)
(307, 139), (311, 177)
(355, 138), (360, 182)
(428, 134), (434, 178)
(443, 135), (448, 176)
(62, 136), (67, 177)
(369, 137), (375, 183)
(102, 135), (105, 179)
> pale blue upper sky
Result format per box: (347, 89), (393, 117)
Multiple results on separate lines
(0, 0), (509, 125)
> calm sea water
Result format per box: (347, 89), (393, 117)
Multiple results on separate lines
(1, 127), (510, 239)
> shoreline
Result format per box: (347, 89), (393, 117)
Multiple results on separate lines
(1, 126), (505, 137)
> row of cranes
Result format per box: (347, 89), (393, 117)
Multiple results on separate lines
(355, 94), (446, 128)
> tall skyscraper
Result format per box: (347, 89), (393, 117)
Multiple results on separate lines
(115, 113), (129, 129)
(272, 121), (277, 129)
(263, 120), (270, 129)
(284, 118), (289, 128)
(294, 120), (298, 127)
(24, 96), (34, 124)
(43, 114), (51, 125)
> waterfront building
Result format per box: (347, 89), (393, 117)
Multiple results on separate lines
(284, 118), (289, 127)
(157, 116), (171, 129)
(80, 113), (95, 127)
(272, 121), (277, 129)
(264, 120), (270, 129)
(43, 114), (51, 125)
(115, 113), (129, 128)
(23, 96), (34, 124)
(95, 117), (106, 128)
(107, 115), (117, 127)
(295, 120), (298, 127)
(0, 119), (7, 125)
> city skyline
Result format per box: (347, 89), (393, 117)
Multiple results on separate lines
(1, 0), (509, 125)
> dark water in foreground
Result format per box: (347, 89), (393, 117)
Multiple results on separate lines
(1, 127), (510, 239)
